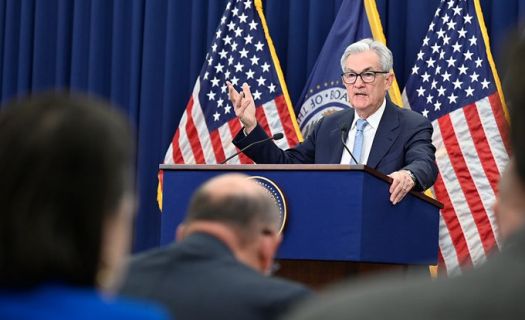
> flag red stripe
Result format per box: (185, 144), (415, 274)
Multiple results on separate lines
(274, 95), (299, 146)
(488, 92), (511, 155)
(171, 129), (184, 164)
(185, 97), (205, 164)
(463, 104), (500, 194)
(256, 105), (271, 136)
(434, 173), (473, 268)
(228, 119), (253, 164)
(210, 129), (226, 163)
(438, 115), (496, 255)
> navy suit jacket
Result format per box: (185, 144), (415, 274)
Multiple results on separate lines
(233, 100), (437, 191)
(120, 233), (311, 320)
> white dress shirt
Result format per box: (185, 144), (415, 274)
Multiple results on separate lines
(340, 99), (386, 164)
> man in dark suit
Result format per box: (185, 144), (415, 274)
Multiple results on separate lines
(120, 174), (311, 320)
(228, 38), (437, 204)
(283, 37), (525, 320)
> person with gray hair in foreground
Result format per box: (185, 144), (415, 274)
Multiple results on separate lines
(120, 174), (311, 320)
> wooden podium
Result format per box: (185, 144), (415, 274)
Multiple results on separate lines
(160, 164), (442, 289)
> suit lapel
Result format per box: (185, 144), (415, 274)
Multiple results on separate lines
(329, 110), (355, 163)
(367, 101), (400, 168)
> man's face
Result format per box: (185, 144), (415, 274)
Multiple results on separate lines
(342, 50), (393, 116)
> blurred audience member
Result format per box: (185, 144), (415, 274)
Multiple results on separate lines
(121, 173), (311, 320)
(0, 93), (168, 320)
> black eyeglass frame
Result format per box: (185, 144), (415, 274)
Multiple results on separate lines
(340, 70), (390, 84)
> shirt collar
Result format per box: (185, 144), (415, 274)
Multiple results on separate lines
(351, 98), (386, 130)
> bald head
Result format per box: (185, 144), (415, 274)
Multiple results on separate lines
(495, 160), (525, 240)
(184, 174), (279, 238)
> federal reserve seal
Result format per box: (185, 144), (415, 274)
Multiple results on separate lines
(247, 176), (287, 234)
(297, 87), (352, 137)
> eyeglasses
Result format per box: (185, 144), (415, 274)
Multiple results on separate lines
(341, 70), (389, 84)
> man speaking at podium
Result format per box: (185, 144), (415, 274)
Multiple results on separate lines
(228, 38), (437, 204)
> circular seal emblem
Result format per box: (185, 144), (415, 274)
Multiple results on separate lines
(247, 176), (287, 234)
(297, 87), (352, 137)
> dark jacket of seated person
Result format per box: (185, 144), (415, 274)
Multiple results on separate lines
(120, 174), (312, 320)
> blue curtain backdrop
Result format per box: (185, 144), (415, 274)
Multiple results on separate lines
(1, 0), (524, 251)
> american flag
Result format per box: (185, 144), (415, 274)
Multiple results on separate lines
(403, 0), (510, 276)
(162, 0), (301, 166)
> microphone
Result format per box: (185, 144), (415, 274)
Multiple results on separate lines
(221, 132), (284, 164)
(340, 125), (359, 165)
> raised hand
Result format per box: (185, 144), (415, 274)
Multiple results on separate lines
(227, 81), (257, 134)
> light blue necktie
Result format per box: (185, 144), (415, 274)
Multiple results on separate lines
(352, 119), (368, 164)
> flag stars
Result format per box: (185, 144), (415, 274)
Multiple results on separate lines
(213, 111), (220, 121)
(481, 78), (490, 89)
(217, 98), (224, 108)
(465, 86), (475, 97)
(426, 57), (436, 68)
(434, 101), (442, 111)
(243, 0), (252, 9)
(417, 50), (425, 60)
(464, 14), (473, 24)
(204, 71), (209, 80)
(423, 36), (430, 46)
(231, 42), (238, 51)
(228, 56), (234, 65)
(231, 7), (239, 16)
(234, 27), (243, 37)
(223, 35), (232, 45)
(458, 27), (467, 38)
(211, 77), (220, 87)
(244, 34), (253, 44)
(442, 14), (450, 24)
(431, 79), (438, 89)
(437, 85), (446, 96)
(253, 90), (262, 101)
(443, 34), (451, 45)
(239, 47), (249, 58)
(429, 22), (435, 31)
(261, 62), (271, 72)
(268, 83), (276, 93)
(452, 42), (462, 52)
(256, 76), (266, 86)
(250, 55), (260, 65)
(208, 56), (213, 65)
(470, 72), (479, 82)
(446, 56), (456, 67)
(475, 57), (483, 68)
(439, 50), (446, 60)
(436, 29), (446, 39)
(469, 35), (477, 46)
(458, 64), (468, 75)
(207, 91), (216, 101)
(452, 5), (462, 15)
(416, 86), (426, 97)
(254, 41), (264, 51)
(422, 72), (431, 82)
(422, 109), (429, 118)
(412, 65), (419, 75)
(448, 93), (458, 104)
(214, 63), (224, 73)
(224, 105), (232, 114)
(447, 20), (456, 30)
(224, 69), (231, 79)
(211, 43), (217, 52)
(435, 65), (442, 75)
(453, 79), (463, 90)
(216, 29), (222, 38)
(426, 94), (434, 104)
(431, 43), (440, 54)
(249, 20), (258, 30)
(227, 21), (236, 31)
(230, 76), (239, 86)
(463, 50), (473, 61)
(234, 62), (244, 72)
(238, 12), (248, 23)
(219, 49), (228, 59)
(447, 0), (454, 9)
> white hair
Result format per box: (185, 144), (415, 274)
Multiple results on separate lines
(340, 38), (393, 72)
